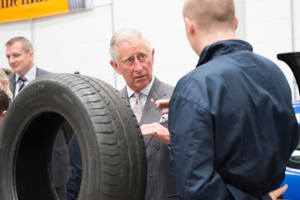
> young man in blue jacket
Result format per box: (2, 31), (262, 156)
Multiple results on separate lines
(167, 0), (299, 199)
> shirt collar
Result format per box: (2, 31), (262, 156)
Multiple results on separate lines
(127, 76), (155, 98)
(15, 66), (37, 82)
(197, 39), (253, 67)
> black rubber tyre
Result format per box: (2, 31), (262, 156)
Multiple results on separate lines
(0, 73), (147, 200)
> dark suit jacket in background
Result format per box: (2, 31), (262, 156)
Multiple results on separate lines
(8, 67), (70, 200)
(9, 67), (48, 98)
(121, 77), (178, 200)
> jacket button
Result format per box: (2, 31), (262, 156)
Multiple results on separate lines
(156, 145), (160, 150)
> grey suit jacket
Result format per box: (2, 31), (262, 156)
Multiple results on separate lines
(8, 67), (69, 200)
(9, 67), (48, 98)
(121, 77), (178, 200)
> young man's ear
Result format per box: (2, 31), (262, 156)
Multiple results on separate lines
(184, 17), (196, 35)
(110, 60), (122, 74)
(233, 16), (238, 31)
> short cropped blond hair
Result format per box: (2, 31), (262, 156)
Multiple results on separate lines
(183, 0), (235, 30)
(6, 36), (33, 53)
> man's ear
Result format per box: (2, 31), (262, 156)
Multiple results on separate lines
(27, 50), (34, 59)
(110, 60), (122, 74)
(151, 48), (155, 64)
(184, 17), (195, 35)
(233, 16), (238, 31)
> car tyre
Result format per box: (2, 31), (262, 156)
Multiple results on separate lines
(0, 73), (147, 200)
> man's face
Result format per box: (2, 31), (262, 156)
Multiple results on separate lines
(6, 41), (33, 76)
(110, 39), (154, 92)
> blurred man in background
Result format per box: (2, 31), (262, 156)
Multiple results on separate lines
(5, 36), (70, 200)
(5, 36), (48, 97)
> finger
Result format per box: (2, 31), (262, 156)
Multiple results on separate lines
(140, 127), (155, 135)
(161, 108), (169, 114)
(142, 131), (155, 136)
(270, 184), (288, 199)
(140, 126), (158, 136)
(155, 99), (170, 109)
(274, 184), (288, 196)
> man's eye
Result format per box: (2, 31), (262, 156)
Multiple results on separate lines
(125, 57), (135, 66)
(12, 54), (20, 58)
(137, 54), (146, 62)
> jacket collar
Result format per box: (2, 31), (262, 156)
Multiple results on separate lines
(197, 39), (253, 66)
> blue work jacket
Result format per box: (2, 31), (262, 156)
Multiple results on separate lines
(169, 40), (299, 200)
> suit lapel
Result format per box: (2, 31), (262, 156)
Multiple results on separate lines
(140, 78), (169, 147)
(9, 73), (16, 97)
(9, 67), (49, 98)
(120, 79), (169, 147)
(36, 67), (48, 77)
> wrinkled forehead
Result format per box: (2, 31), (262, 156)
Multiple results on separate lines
(117, 39), (151, 57)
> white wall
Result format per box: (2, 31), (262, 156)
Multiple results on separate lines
(0, 0), (300, 98)
(0, 0), (194, 90)
(33, 1), (114, 85)
(0, 0), (115, 85)
(244, 0), (300, 99)
(295, 0), (300, 50)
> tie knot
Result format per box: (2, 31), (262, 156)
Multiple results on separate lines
(134, 92), (140, 97)
(133, 92), (142, 122)
(17, 76), (27, 93)
(134, 93), (141, 104)
(18, 76), (27, 83)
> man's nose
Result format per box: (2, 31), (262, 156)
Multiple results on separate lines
(133, 59), (143, 71)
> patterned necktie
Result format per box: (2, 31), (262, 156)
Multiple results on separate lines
(133, 93), (142, 122)
(17, 76), (27, 92)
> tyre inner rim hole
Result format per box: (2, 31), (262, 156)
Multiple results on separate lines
(15, 112), (69, 200)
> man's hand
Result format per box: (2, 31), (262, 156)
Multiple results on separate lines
(140, 122), (170, 144)
(155, 99), (170, 113)
(268, 184), (288, 200)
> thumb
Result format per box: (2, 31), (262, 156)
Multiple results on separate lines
(269, 184), (288, 200)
